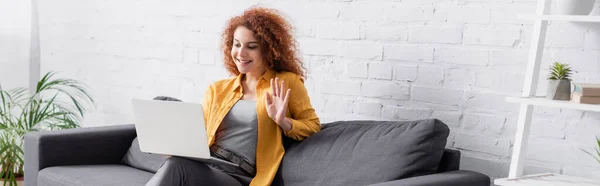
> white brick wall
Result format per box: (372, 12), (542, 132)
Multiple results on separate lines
(316, 21), (360, 40)
(363, 24), (408, 41)
(297, 38), (340, 56)
(361, 81), (410, 100)
(320, 80), (361, 96)
(455, 134), (512, 157)
(356, 102), (383, 117)
(432, 6), (491, 24)
(346, 61), (368, 78)
(0, 0), (31, 90)
(412, 86), (462, 106)
(409, 25), (463, 44)
(384, 44), (434, 62)
(340, 41), (383, 60)
(435, 47), (490, 66)
(463, 25), (521, 47)
(382, 106), (433, 120)
(34, 0), (600, 182)
(415, 65), (445, 86)
(393, 65), (417, 82)
(367, 63), (392, 80)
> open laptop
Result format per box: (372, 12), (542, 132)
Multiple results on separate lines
(131, 99), (238, 167)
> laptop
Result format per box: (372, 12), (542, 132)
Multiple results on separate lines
(131, 99), (238, 167)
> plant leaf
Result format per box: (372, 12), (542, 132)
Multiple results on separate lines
(548, 62), (573, 80)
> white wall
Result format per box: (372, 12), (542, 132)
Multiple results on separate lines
(37, 0), (600, 181)
(0, 0), (31, 90)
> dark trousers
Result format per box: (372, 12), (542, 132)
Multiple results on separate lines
(145, 157), (253, 186)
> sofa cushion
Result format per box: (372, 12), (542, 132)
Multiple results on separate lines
(38, 165), (154, 186)
(121, 137), (168, 173)
(121, 96), (179, 173)
(280, 119), (449, 186)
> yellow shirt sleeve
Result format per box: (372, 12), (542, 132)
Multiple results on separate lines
(284, 75), (321, 141)
(202, 84), (215, 130)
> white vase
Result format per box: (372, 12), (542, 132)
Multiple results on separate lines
(555, 0), (596, 15)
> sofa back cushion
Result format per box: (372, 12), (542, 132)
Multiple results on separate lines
(121, 96), (180, 173)
(279, 119), (449, 186)
(121, 137), (168, 173)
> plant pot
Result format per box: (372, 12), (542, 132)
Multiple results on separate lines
(546, 79), (571, 100)
(555, 0), (596, 15)
(0, 177), (24, 186)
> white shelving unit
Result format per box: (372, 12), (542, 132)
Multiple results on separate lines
(518, 14), (600, 22)
(496, 0), (600, 185)
(506, 97), (600, 112)
(495, 173), (600, 186)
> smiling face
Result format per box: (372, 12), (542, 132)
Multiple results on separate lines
(231, 26), (266, 75)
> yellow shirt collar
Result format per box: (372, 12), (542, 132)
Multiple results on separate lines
(233, 68), (276, 93)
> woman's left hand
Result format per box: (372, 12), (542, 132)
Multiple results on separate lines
(265, 77), (292, 131)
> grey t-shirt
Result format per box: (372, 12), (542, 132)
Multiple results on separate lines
(213, 99), (258, 166)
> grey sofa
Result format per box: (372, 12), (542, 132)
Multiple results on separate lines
(25, 119), (490, 186)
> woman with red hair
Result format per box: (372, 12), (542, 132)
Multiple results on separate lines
(146, 7), (321, 186)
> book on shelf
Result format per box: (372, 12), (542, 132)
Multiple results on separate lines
(572, 92), (600, 104)
(573, 83), (600, 96)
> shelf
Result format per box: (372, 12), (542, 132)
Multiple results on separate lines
(494, 173), (600, 186)
(506, 96), (600, 112)
(518, 14), (600, 22)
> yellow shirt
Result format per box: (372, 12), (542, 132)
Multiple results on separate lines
(202, 68), (321, 186)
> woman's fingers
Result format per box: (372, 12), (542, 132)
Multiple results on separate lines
(280, 80), (285, 98)
(270, 78), (277, 97)
(271, 77), (288, 100)
(273, 77), (281, 97)
(283, 88), (291, 106)
(264, 91), (272, 105)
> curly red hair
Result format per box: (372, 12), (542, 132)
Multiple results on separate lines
(221, 7), (305, 78)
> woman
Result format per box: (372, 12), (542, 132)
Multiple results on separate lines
(146, 7), (321, 186)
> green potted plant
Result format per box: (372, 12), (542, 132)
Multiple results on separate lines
(546, 62), (573, 100)
(0, 72), (94, 186)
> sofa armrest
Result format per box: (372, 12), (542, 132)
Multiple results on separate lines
(438, 149), (460, 172)
(24, 124), (137, 186)
(367, 170), (490, 186)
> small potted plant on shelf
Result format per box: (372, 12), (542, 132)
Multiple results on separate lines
(546, 62), (573, 100)
(0, 72), (94, 186)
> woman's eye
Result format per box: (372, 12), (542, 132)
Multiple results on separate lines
(234, 43), (241, 47)
(248, 46), (258, 49)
